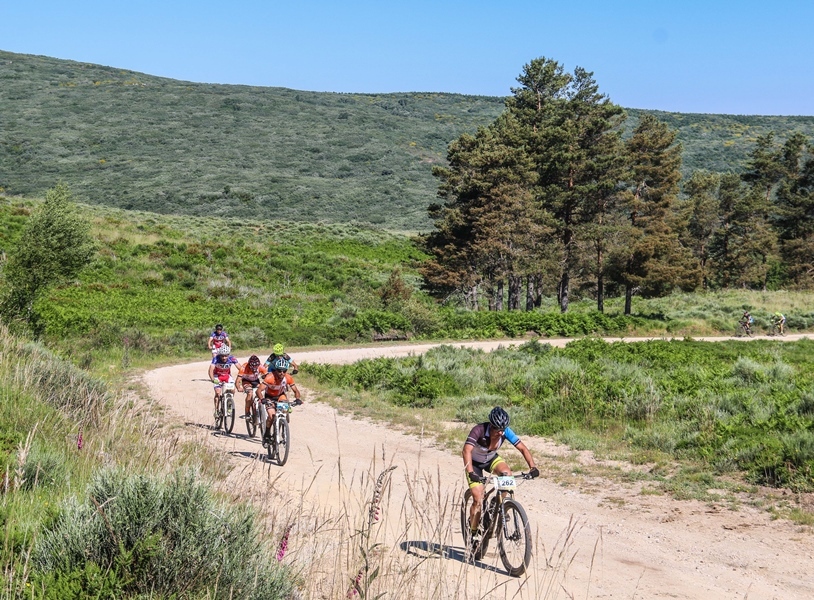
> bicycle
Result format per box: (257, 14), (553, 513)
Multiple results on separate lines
(213, 381), (236, 434)
(259, 400), (295, 466)
(736, 320), (753, 337)
(769, 321), (786, 336)
(460, 472), (533, 577)
(243, 385), (261, 438)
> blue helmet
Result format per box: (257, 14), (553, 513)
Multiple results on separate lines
(271, 357), (290, 372)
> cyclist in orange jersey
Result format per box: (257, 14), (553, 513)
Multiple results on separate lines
(236, 354), (267, 420)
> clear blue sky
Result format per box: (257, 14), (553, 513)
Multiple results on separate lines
(3, 1), (812, 115)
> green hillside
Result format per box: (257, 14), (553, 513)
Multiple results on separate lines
(1, 50), (812, 230)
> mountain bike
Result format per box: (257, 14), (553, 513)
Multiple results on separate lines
(243, 386), (261, 438)
(213, 381), (236, 434)
(736, 320), (753, 337)
(460, 473), (533, 577)
(769, 321), (786, 336)
(265, 401), (292, 465)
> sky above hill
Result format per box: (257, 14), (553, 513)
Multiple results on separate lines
(3, 0), (812, 116)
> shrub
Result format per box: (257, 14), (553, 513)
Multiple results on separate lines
(33, 468), (294, 599)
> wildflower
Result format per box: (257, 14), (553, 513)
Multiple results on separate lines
(346, 568), (364, 598)
(368, 466), (396, 525)
(276, 524), (292, 561)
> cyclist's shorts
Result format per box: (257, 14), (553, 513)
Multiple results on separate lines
(262, 393), (288, 406)
(468, 455), (506, 488)
(213, 376), (234, 389)
(239, 378), (261, 388)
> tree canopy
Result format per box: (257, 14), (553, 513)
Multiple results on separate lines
(1, 183), (96, 331)
(423, 57), (814, 313)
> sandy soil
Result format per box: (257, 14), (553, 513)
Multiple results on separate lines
(143, 337), (814, 599)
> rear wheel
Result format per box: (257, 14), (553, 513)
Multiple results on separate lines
(246, 403), (257, 437)
(266, 426), (274, 461)
(497, 498), (532, 577)
(223, 393), (235, 434)
(460, 489), (490, 560)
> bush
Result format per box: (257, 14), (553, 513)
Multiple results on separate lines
(308, 338), (814, 490)
(33, 469), (295, 599)
(20, 443), (66, 491)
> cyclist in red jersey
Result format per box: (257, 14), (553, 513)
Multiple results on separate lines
(207, 346), (241, 414)
(207, 324), (232, 356)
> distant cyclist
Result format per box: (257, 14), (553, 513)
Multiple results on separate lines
(208, 324), (232, 356)
(739, 311), (753, 336)
(772, 312), (786, 335)
(462, 407), (538, 551)
(236, 354), (267, 420)
(264, 343), (299, 374)
(257, 357), (303, 447)
(207, 346), (241, 415)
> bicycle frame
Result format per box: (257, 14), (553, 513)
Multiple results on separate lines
(461, 472), (533, 576)
(481, 475), (521, 534)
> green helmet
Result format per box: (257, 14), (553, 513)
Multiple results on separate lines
(273, 343), (284, 355)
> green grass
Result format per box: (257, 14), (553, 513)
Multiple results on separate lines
(303, 338), (814, 492)
(1, 49), (812, 231)
(5, 196), (814, 378)
(0, 323), (295, 598)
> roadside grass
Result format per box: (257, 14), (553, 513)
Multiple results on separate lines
(5, 197), (814, 381)
(300, 338), (814, 521)
(0, 324), (296, 598)
(2, 322), (593, 598)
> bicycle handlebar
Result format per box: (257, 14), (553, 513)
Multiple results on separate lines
(478, 472), (534, 484)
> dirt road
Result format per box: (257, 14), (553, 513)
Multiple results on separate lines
(144, 337), (814, 599)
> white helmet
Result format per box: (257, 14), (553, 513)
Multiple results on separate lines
(217, 345), (231, 356)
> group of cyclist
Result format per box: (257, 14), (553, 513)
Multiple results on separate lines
(207, 325), (539, 554)
(739, 310), (787, 336)
(207, 324), (302, 447)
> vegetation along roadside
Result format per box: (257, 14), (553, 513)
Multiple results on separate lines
(303, 338), (814, 494)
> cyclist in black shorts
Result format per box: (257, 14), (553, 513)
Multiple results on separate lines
(462, 406), (539, 550)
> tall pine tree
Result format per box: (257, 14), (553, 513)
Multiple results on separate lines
(613, 114), (697, 314)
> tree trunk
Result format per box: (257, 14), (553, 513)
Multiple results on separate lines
(624, 284), (633, 315)
(560, 227), (572, 313)
(494, 279), (504, 311)
(525, 275), (535, 311)
(508, 275), (521, 310)
(559, 270), (569, 313)
(468, 285), (479, 310)
(596, 244), (604, 313)
(597, 272), (604, 313)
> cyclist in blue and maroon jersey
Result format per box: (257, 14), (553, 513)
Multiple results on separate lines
(207, 345), (241, 413)
(462, 406), (539, 549)
(207, 324), (232, 356)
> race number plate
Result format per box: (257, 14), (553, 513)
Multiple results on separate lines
(495, 475), (516, 491)
(223, 382), (236, 392)
(276, 402), (291, 412)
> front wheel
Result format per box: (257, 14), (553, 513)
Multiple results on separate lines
(497, 498), (532, 577)
(275, 417), (290, 466)
(223, 393), (236, 434)
(213, 395), (224, 430)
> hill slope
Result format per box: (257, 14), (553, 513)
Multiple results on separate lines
(1, 50), (812, 230)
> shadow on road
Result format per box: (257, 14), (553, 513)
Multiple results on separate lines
(399, 540), (508, 576)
